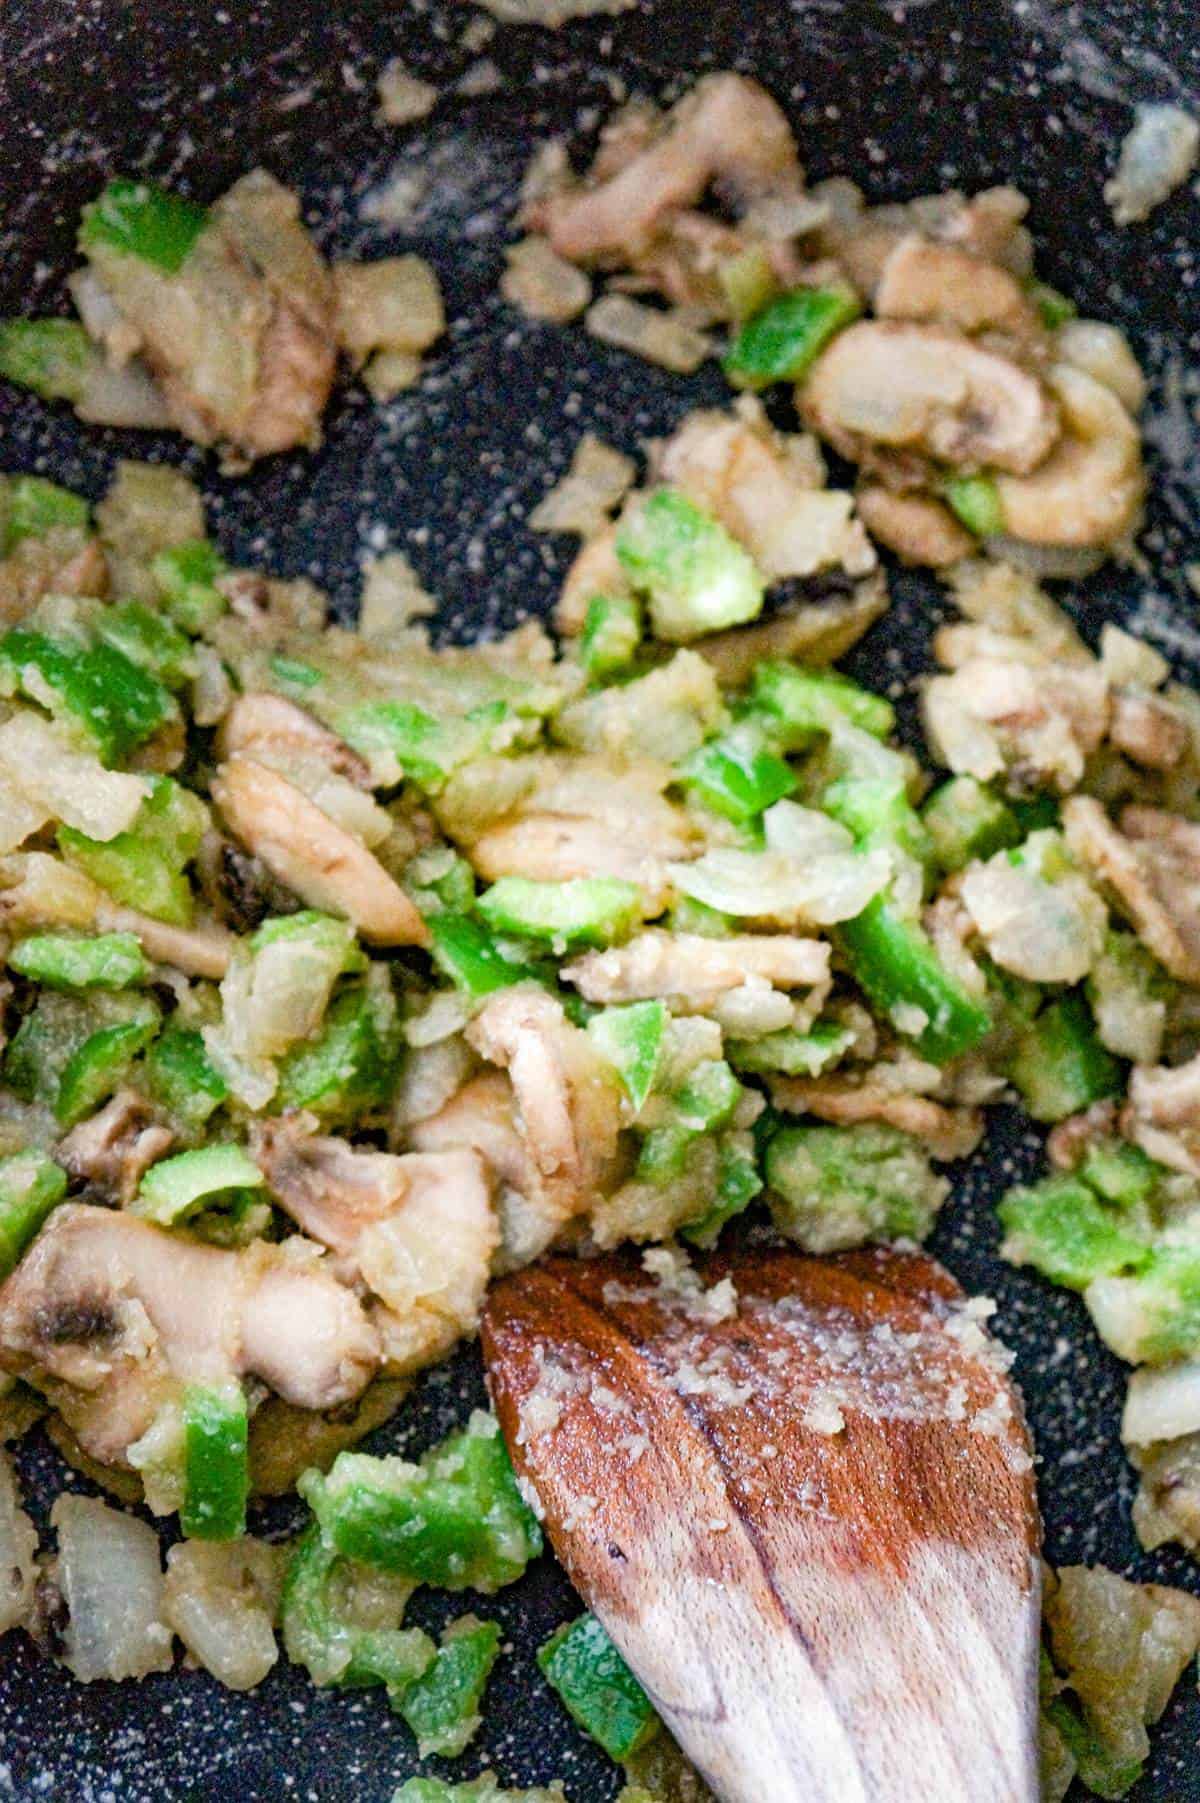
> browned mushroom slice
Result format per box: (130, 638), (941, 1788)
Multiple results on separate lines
(995, 366), (1145, 549)
(856, 485), (974, 568)
(1064, 797), (1200, 985)
(874, 233), (1043, 339)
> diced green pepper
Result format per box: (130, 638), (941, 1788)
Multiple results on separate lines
(251, 908), (365, 971)
(942, 474), (1006, 539)
(478, 876), (642, 951)
(0, 1152), (68, 1279)
(96, 602), (194, 689)
(1079, 1141), (1159, 1211)
(397, 1614), (502, 1757)
(133, 1143), (264, 1227)
(428, 913), (539, 998)
(1008, 994), (1124, 1123)
(276, 976), (402, 1123)
(281, 1524), (435, 1698)
(181, 1381), (249, 1541)
(749, 659), (894, 746)
(0, 320), (100, 406)
(269, 654), (322, 690)
(143, 1026), (229, 1132)
(587, 1001), (667, 1112)
(79, 178), (208, 274)
(998, 1174), (1150, 1291)
(404, 847), (477, 918)
(394, 1782), (564, 1803)
(767, 1121), (948, 1254)
(822, 776), (933, 868)
(299, 1413), (542, 1592)
(724, 284), (862, 389)
(638, 1059), (744, 1182)
(616, 489), (763, 643)
(56, 1013), (160, 1126)
(3, 476), (90, 551)
(0, 628), (173, 765)
(151, 540), (228, 634)
(683, 1133), (764, 1248)
(922, 776), (1021, 874)
(1027, 281), (1078, 330)
(538, 1613), (659, 1763)
(838, 896), (992, 1062)
(340, 700), (502, 794)
(8, 931), (149, 991)
(666, 895), (732, 938)
(580, 593), (642, 681)
(680, 722), (796, 823)
(726, 1018), (856, 1077)
(59, 776), (207, 925)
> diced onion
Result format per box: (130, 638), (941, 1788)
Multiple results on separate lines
(0, 1452), (38, 1635)
(0, 712), (150, 843)
(51, 1494), (173, 1682)
(162, 1538), (284, 1691)
(501, 237), (592, 325)
(585, 294), (711, 374)
(1105, 104), (1200, 226)
(1124, 1362), (1200, 1448)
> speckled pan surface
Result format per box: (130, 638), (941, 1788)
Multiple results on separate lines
(0, 0), (1199, 1796)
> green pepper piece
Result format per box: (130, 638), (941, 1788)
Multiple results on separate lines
(1009, 793), (1061, 836)
(580, 593), (642, 680)
(300, 1413), (542, 1592)
(666, 895), (732, 938)
(680, 722), (796, 823)
(637, 1059), (744, 1182)
(0, 320), (100, 406)
(181, 1381), (249, 1541)
(269, 654), (323, 691)
(405, 848), (477, 917)
(397, 1614), (502, 1756)
(79, 178), (208, 274)
(767, 1121), (949, 1253)
(59, 776), (207, 925)
(1042, 1695), (1142, 1800)
(943, 474), (1006, 539)
(0, 1152), (68, 1279)
(340, 700), (502, 794)
(8, 931), (149, 991)
(749, 658), (895, 746)
(997, 1174), (1150, 1291)
(724, 284), (863, 389)
(538, 1613), (659, 1763)
(1026, 280), (1078, 330)
(3, 476), (90, 551)
(1079, 1140), (1159, 1211)
(478, 876), (642, 951)
(151, 540), (228, 634)
(276, 976), (401, 1123)
(726, 1017), (857, 1077)
(822, 775), (933, 869)
(57, 1013), (160, 1126)
(428, 912), (538, 997)
(4, 990), (155, 1107)
(143, 1027), (229, 1132)
(922, 776), (1021, 874)
(587, 1001), (667, 1111)
(394, 1781), (564, 1803)
(133, 1143), (265, 1227)
(1008, 994), (1124, 1123)
(0, 629), (174, 766)
(616, 489), (763, 643)
(838, 896), (992, 1062)
(281, 1524), (436, 1697)
(683, 1133), (764, 1248)
(96, 602), (194, 689)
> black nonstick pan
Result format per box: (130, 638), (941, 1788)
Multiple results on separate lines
(1, 1), (1199, 1797)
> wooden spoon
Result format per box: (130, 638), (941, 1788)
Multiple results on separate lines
(482, 1242), (1041, 1803)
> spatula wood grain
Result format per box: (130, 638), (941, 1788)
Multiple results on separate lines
(482, 1243), (1041, 1803)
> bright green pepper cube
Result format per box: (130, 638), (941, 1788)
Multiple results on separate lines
(683, 1133), (764, 1248)
(143, 1027), (229, 1132)
(1008, 994), (1124, 1123)
(580, 593), (642, 680)
(839, 896), (992, 1063)
(637, 1059), (743, 1182)
(822, 775), (933, 868)
(59, 776), (207, 926)
(0, 628), (174, 766)
(724, 283), (862, 389)
(276, 978), (401, 1122)
(1079, 1141), (1159, 1211)
(726, 1018), (856, 1077)
(4, 476), (90, 551)
(252, 909), (366, 971)
(397, 1614), (502, 1756)
(8, 931), (149, 991)
(1027, 280), (1078, 329)
(767, 1121), (948, 1254)
(340, 700), (502, 794)
(0, 320), (99, 406)
(134, 1143), (264, 1227)
(667, 895), (732, 939)
(681, 723), (796, 823)
(56, 1014), (160, 1126)
(281, 1525), (436, 1696)
(616, 489), (764, 643)
(151, 539), (228, 634)
(586, 1001), (667, 1111)
(80, 178), (208, 274)
(428, 912), (539, 997)
(922, 776), (1021, 874)
(0, 1152), (68, 1279)
(750, 659), (895, 745)
(943, 474), (1006, 539)
(181, 1381), (249, 1541)
(478, 876), (642, 951)
(300, 1413), (542, 1592)
(997, 1174), (1150, 1291)
(4, 990), (155, 1108)
(537, 1613), (659, 1762)
(96, 602), (194, 689)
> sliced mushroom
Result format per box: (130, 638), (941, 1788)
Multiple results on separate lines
(212, 754), (428, 947)
(217, 692), (371, 787)
(0, 1205), (380, 1466)
(1109, 690), (1190, 771)
(94, 900), (235, 980)
(563, 930), (830, 1008)
(995, 364), (1145, 549)
(923, 656), (1110, 793)
(57, 1090), (174, 1207)
(874, 233), (1042, 340)
(1123, 1055), (1200, 1177)
(252, 1117), (410, 1257)
(653, 406), (876, 582)
(799, 320), (1059, 477)
(856, 485), (974, 568)
(1056, 319), (1147, 416)
(1063, 797), (1200, 985)
(534, 73), (801, 263)
(767, 1074), (983, 1163)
